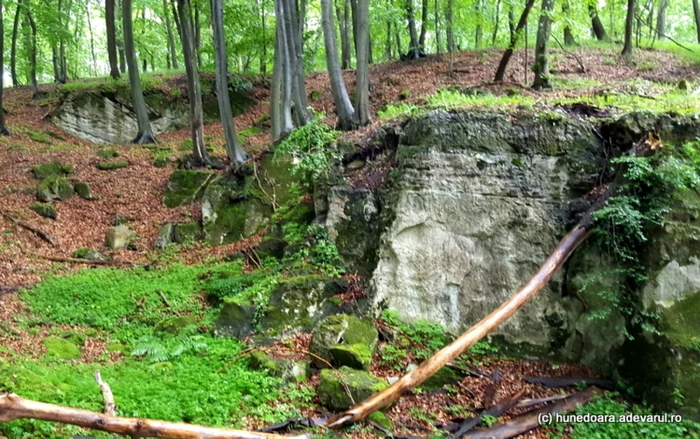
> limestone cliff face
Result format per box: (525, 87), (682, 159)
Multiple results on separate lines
(327, 109), (700, 418)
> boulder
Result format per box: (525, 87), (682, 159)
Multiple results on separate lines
(154, 223), (175, 250)
(32, 162), (72, 180)
(214, 297), (257, 339)
(164, 170), (213, 208)
(98, 160), (129, 170)
(173, 222), (203, 244)
(73, 181), (94, 200)
(105, 225), (135, 249)
(248, 351), (310, 383)
(318, 366), (388, 411)
(37, 176), (74, 202)
(309, 314), (378, 370)
(30, 203), (57, 220)
(72, 248), (107, 262)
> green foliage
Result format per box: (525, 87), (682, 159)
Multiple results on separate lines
(377, 102), (420, 120)
(427, 88), (536, 110)
(130, 335), (207, 362)
(275, 113), (341, 182)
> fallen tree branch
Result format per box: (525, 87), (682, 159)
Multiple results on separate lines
(636, 14), (694, 53)
(461, 388), (599, 438)
(0, 211), (57, 246)
(551, 34), (586, 73)
(453, 388), (526, 438)
(94, 371), (116, 416)
(326, 136), (658, 429)
(523, 376), (616, 390)
(0, 393), (306, 439)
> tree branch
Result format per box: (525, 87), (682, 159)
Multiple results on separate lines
(93, 371), (116, 416)
(0, 210), (57, 246)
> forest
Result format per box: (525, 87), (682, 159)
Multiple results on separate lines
(2, 0), (700, 438)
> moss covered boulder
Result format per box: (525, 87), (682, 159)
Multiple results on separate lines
(261, 276), (347, 333)
(37, 176), (74, 202)
(248, 351), (310, 383)
(30, 203), (57, 220)
(419, 366), (462, 391)
(32, 162), (73, 180)
(309, 314), (378, 370)
(74, 181), (94, 200)
(155, 223), (175, 250)
(156, 316), (197, 335)
(318, 366), (388, 411)
(214, 297), (257, 339)
(173, 222), (204, 244)
(164, 170), (213, 208)
(43, 337), (81, 360)
(72, 247), (106, 262)
(98, 160), (129, 170)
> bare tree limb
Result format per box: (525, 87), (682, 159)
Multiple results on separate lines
(93, 371), (116, 416)
(0, 211), (57, 246)
(551, 34), (586, 73)
(0, 393), (306, 439)
(636, 14), (694, 52)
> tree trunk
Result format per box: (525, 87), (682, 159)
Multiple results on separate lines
(406, 0), (419, 52)
(106, 0), (120, 78)
(474, 0), (483, 49)
(418, 0), (428, 49)
(116, 0), (126, 72)
(532, 0), (554, 90)
(589, 4), (608, 41)
(446, 0), (453, 72)
(122, 0), (156, 143)
(194, 1), (202, 67)
(10, 0), (20, 86)
(434, 0), (440, 53)
(656, 0), (667, 40)
(385, 19), (392, 59)
(258, 0), (266, 73)
(177, 0), (209, 165)
(274, 0), (294, 138)
(0, 393), (299, 439)
(494, 0), (537, 82)
(622, 0), (635, 57)
(491, 0), (501, 45)
(211, 0), (249, 165)
(508, 5), (515, 41)
(563, 1), (576, 45)
(337, 0), (351, 69)
(320, 0), (355, 130)
(25, 0), (38, 96)
(281, 0), (310, 126)
(163, 0), (178, 69)
(353, 0), (370, 126)
(694, 0), (700, 43)
(86, 0), (98, 76)
(0, 0), (12, 135)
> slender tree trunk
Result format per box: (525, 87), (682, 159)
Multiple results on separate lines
(622, 0), (635, 57)
(406, 0), (419, 52)
(211, 0), (248, 165)
(693, 0), (700, 43)
(270, 22), (284, 140)
(418, 0), (428, 49)
(276, 0), (294, 137)
(52, 46), (60, 81)
(25, 0), (38, 96)
(353, 0), (370, 126)
(194, 1), (202, 67)
(116, 0), (126, 72)
(0, 0), (12, 135)
(350, 0), (357, 57)
(86, 0), (98, 76)
(434, 0), (440, 53)
(385, 19), (392, 59)
(446, 0), (453, 72)
(590, 4), (608, 41)
(656, 0), (667, 40)
(508, 5), (515, 40)
(282, 0), (310, 126)
(10, 0), (20, 86)
(257, 0), (266, 73)
(177, 0), (209, 165)
(106, 0), (120, 78)
(474, 0), (483, 48)
(337, 0), (351, 68)
(563, 1), (575, 45)
(494, 0), (537, 82)
(54, 0), (66, 82)
(532, 0), (554, 90)
(123, 0), (156, 143)
(321, 0), (355, 130)
(163, 0), (178, 69)
(492, 0), (501, 45)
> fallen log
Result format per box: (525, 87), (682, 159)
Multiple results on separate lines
(462, 388), (599, 438)
(523, 376), (616, 391)
(326, 136), (658, 429)
(0, 393), (307, 439)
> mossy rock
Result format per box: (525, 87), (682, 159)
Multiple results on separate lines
(201, 175), (262, 245)
(156, 316), (197, 335)
(256, 236), (287, 259)
(97, 148), (119, 159)
(73, 181), (94, 200)
(173, 221), (204, 244)
(72, 247), (106, 261)
(98, 160), (129, 170)
(164, 170), (213, 208)
(43, 337), (81, 360)
(32, 162), (73, 180)
(419, 366), (462, 391)
(318, 366), (388, 411)
(27, 130), (53, 144)
(261, 277), (348, 333)
(105, 225), (135, 249)
(155, 223), (175, 250)
(214, 297), (256, 339)
(153, 156), (171, 168)
(37, 176), (74, 202)
(248, 351), (310, 383)
(59, 330), (86, 346)
(329, 343), (373, 371)
(309, 314), (378, 369)
(368, 412), (393, 430)
(30, 203), (57, 220)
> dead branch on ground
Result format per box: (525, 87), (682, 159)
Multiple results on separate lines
(93, 371), (116, 416)
(0, 211), (57, 246)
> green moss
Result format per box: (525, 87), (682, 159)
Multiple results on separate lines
(73, 181), (93, 200)
(155, 316), (197, 335)
(164, 170), (213, 208)
(27, 131), (53, 144)
(329, 343), (373, 371)
(42, 337), (81, 360)
(318, 367), (388, 411)
(664, 292), (700, 350)
(173, 222), (203, 244)
(97, 148), (119, 159)
(153, 156), (171, 168)
(419, 367), (461, 391)
(29, 203), (57, 220)
(309, 90), (322, 102)
(58, 330), (86, 346)
(37, 176), (74, 202)
(98, 160), (129, 170)
(309, 314), (378, 369)
(368, 412), (393, 430)
(32, 162), (73, 180)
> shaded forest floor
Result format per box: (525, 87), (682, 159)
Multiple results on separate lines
(1, 45), (700, 439)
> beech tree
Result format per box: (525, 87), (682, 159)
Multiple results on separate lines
(532, 0), (554, 90)
(122, 0), (156, 144)
(622, 0), (635, 57)
(211, 0), (249, 165)
(0, 0), (11, 135)
(105, 0), (119, 79)
(694, 0), (700, 43)
(589, 4), (608, 41)
(353, 0), (370, 126)
(494, 0), (537, 82)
